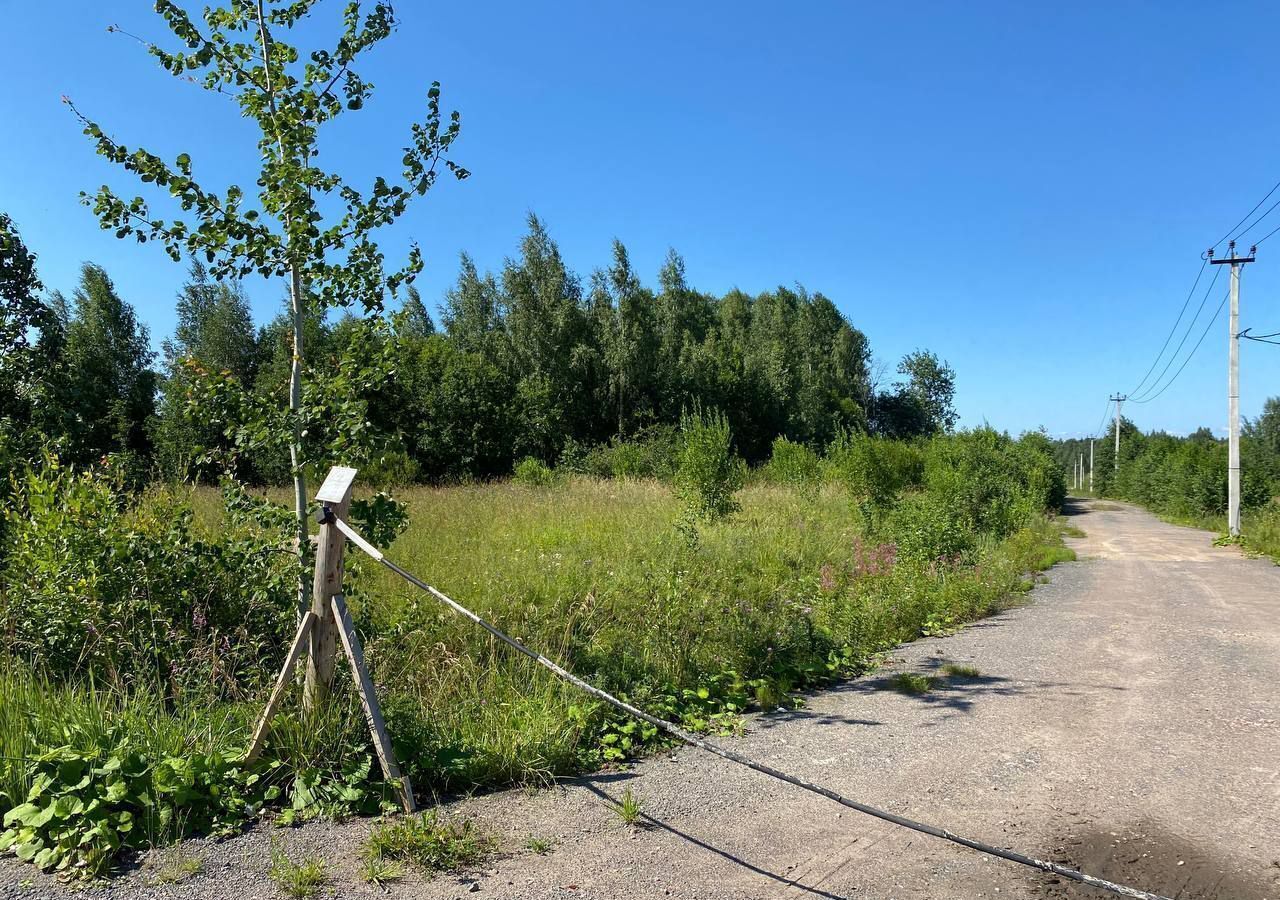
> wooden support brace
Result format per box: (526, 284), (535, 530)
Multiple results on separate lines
(332, 594), (415, 813)
(245, 611), (317, 763)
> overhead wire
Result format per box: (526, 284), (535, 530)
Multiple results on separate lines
(1230, 194), (1280, 244)
(1208, 178), (1280, 250)
(1253, 219), (1280, 247)
(1128, 263), (1223, 402)
(1126, 257), (1208, 397)
(1117, 179), (1276, 408)
(1130, 290), (1230, 404)
(1092, 398), (1114, 440)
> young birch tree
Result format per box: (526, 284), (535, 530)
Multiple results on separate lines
(67, 0), (468, 615)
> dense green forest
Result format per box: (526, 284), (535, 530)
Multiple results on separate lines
(2, 212), (957, 486)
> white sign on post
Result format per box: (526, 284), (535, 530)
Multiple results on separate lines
(316, 465), (358, 504)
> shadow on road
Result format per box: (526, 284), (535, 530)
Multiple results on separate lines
(824, 657), (1128, 722)
(581, 782), (853, 900)
(754, 708), (883, 731)
(1061, 497), (1091, 517)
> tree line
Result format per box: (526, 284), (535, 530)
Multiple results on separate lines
(2, 212), (958, 484)
(1053, 403), (1280, 520)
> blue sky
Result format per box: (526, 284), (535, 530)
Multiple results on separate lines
(4, 1), (1280, 438)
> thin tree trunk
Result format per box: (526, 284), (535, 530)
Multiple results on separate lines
(289, 265), (310, 623)
(255, 0), (310, 623)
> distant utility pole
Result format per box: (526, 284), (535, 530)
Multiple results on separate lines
(1089, 439), (1094, 493)
(1109, 394), (1127, 471)
(1079, 453), (1084, 492)
(1209, 240), (1256, 537)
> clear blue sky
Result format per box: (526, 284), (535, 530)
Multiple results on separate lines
(5, 1), (1280, 438)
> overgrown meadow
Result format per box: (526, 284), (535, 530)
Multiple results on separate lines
(0, 425), (1070, 879)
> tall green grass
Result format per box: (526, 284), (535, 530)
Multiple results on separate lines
(0, 664), (247, 810)
(320, 476), (1068, 788)
(5, 468), (1071, 864)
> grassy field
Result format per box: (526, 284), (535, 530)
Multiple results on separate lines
(196, 475), (1075, 791)
(1, 434), (1072, 877)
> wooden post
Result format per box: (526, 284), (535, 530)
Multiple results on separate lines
(333, 594), (416, 812)
(305, 465), (357, 709)
(246, 464), (412, 805)
(245, 611), (317, 762)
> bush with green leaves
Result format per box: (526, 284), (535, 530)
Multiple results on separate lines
(513, 456), (557, 487)
(888, 492), (974, 565)
(920, 428), (1058, 541)
(766, 437), (820, 496)
(824, 430), (923, 521)
(675, 408), (745, 521)
(574, 426), (681, 480)
(0, 727), (264, 880)
(0, 456), (295, 695)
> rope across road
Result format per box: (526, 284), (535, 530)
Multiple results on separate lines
(334, 514), (1173, 900)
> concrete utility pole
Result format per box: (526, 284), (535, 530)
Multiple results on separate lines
(1210, 241), (1256, 537)
(1089, 439), (1094, 493)
(1109, 394), (1127, 471)
(1079, 453), (1084, 492)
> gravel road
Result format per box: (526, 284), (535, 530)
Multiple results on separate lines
(4, 499), (1279, 899)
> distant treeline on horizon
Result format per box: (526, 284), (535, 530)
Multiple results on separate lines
(2, 213), (959, 483)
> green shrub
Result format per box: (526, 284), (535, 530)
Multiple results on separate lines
(512, 456), (556, 487)
(0, 456), (295, 694)
(919, 429), (1060, 542)
(576, 427), (680, 481)
(766, 437), (820, 496)
(675, 409), (745, 521)
(0, 726), (263, 879)
(359, 449), (421, 488)
(608, 441), (650, 480)
(889, 492), (974, 565)
(824, 430), (923, 523)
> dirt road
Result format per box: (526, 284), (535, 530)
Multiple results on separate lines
(4, 499), (1278, 899)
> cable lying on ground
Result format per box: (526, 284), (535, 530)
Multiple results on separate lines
(334, 514), (1172, 900)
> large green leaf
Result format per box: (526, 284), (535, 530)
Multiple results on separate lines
(2, 803), (38, 827)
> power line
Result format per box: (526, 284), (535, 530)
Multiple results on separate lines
(1209, 178), (1280, 250)
(1231, 194), (1280, 243)
(1129, 264), (1223, 402)
(1127, 257), (1208, 396)
(1253, 219), (1280, 246)
(1130, 290), (1230, 404)
(1122, 179), (1277, 401)
(1093, 398), (1114, 439)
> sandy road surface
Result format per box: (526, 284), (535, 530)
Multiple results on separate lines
(4, 499), (1278, 899)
